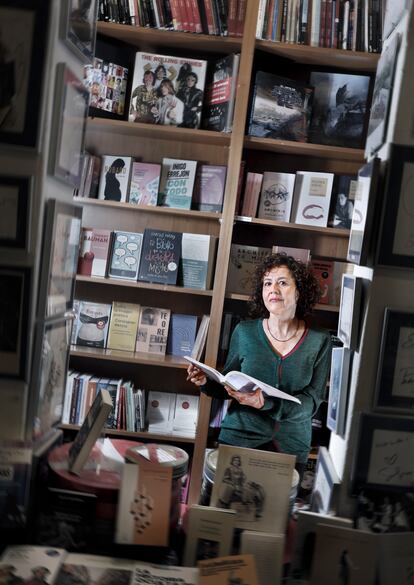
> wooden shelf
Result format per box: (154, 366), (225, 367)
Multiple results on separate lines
(234, 215), (350, 238)
(75, 275), (214, 296)
(60, 424), (196, 444)
(226, 293), (340, 312)
(70, 346), (188, 368)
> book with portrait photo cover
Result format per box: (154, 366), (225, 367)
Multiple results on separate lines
(184, 356), (301, 403)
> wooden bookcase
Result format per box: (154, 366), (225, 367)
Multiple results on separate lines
(71, 1), (379, 505)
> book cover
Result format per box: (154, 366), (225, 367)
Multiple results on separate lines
(133, 562), (198, 585)
(129, 52), (207, 129)
(167, 313), (198, 356)
(97, 155), (132, 202)
(55, 553), (135, 584)
(84, 57), (129, 119)
(146, 391), (176, 434)
(240, 172), (263, 217)
(291, 171), (334, 227)
(202, 53), (240, 132)
(198, 554), (258, 585)
(108, 231), (143, 280)
(73, 301), (112, 348)
(273, 245), (311, 264)
(257, 172), (296, 221)
(77, 228), (112, 278)
(180, 233), (218, 290)
(328, 174), (357, 229)
(138, 229), (182, 285)
(248, 71), (313, 141)
(0, 545), (67, 584)
(240, 531), (285, 585)
(172, 393), (199, 437)
(226, 244), (272, 295)
(77, 227), (94, 275)
(135, 306), (171, 355)
(107, 302), (141, 352)
(128, 162), (161, 205)
(158, 158), (198, 209)
(311, 259), (334, 304)
(192, 164), (227, 212)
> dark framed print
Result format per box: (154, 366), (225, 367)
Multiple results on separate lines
(374, 308), (414, 413)
(0, 266), (31, 379)
(310, 446), (340, 514)
(338, 274), (362, 350)
(377, 145), (414, 269)
(352, 412), (414, 493)
(49, 63), (89, 188)
(60, 0), (98, 64)
(0, 176), (31, 250)
(0, 0), (50, 147)
(347, 158), (381, 266)
(37, 199), (82, 319)
(327, 347), (352, 436)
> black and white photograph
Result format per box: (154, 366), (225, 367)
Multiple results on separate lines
(338, 274), (362, 350)
(310, 446), (341, 514)
(354, 488), (414, 533)
(328, 174), (356, 229)
(61, 0), (98, 63)
(327, 347), (352, 436)
(0, 176), (31, 250)
(0, 0), (50, 147)
(309, 71), (371, 149)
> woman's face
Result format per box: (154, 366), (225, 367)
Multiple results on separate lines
(262, 265), (298, 319)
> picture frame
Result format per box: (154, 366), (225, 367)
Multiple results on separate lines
(374, 308), (414, 414)
(37, 199), (83, 319)
(347, 158), (381, 266)
(337, 274), (362, 350)
(0, 176), (31, 250)
(0, 266), (31, 380)
(377, 145), (414, 269)
(327, 347), (352, 436)
(0, 0), (50, 148)
(310, 446), (341, 515)
(351, 412), (414, 493)
(60, 0), (98, 64)
(49, 63), (89, 188)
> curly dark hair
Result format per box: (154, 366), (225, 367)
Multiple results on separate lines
(248, 253), (321, 320)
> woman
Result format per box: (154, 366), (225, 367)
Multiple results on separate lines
(151, 79), (184, 126)
(187, 253), (332, 477)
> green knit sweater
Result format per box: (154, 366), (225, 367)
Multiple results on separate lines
(202, 319), (332, 463)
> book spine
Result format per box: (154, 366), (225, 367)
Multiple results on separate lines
(325, 0), (333, 46)
(310, 0), (321, 46)
(280, 0), (288, 41)
(235, 0), (246, 35)
(191, 0), (203, 32)
(203, 0), (217, 33)
(227, 0), (238, 36)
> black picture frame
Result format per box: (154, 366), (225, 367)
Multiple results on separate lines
(0, 266), (31, 380)
(377, 144), (414, 269)
(37, 199), (83, 319)
(49, 63), (89, 188)
(338, 274), (362, 350)
(374, 308), (414, 414)
(60, 0), (98, 64)
(352, 412), (414, 493)
(0, 176), (31, 250)
(0, 0), (50, 148)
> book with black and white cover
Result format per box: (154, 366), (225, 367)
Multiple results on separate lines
(138, 229), (182, 286)
(135, 307), (171, 355)
(202, 53), (240, 132)
(73, 301), (112, 348)
(180, 233), (218, 290)
(108, 231), (143, 280)
(240, 531), (285, 585)
(328, 175), (357, 229)
(226, 244), (272, 295)
(291, 171), (334, 227)
(97, 155), (132, 202)
(158, 158), (198, 209)
(257, 172), (296, 221)
(0, 546), (67, 583)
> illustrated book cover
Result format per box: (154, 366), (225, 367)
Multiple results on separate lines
(84, 57), (129, 119)
(158, 158), (198, 209)
(97, 155), (132, 202)
(107, 230), (143, 280)
(202, 53), (240, 133)
(192, 164), (227, 212)
(226, 244), (272, 295)
(138, 229), (182, 285)
(135, 306), (171, 355)
(128, 162), (161, 205)
(107, 302), (141, 352)
(179, 233), (218, 290)
(77, 228), (112, 278)
(257, 172), (296, 221)
(291, 171), (334, 227)
(73, 301), (112, 348)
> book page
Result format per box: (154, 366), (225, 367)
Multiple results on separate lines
(184, 356), (224, 384)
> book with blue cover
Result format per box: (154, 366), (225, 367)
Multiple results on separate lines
(167, 314), (198, 356)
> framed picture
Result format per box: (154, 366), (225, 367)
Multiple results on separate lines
(37, 199), (83, 319)
(365, 34), (400, 158)
(347, 158), (381, 266)
(0, 176), (31, 250)
(0, 266), (31, 380)
(383, 0), (408, 40)
(49, 63), (89, 188)
(338, 274), (362, 350)
(354, 488), (414, 532)
(60, 0), (98, 64)
(352, 412), (414, 493)
(0, 0), (50, 148)
(374, 308), (414, 413)
(327, 347), (352, 436)
(310, 446), (341, 514)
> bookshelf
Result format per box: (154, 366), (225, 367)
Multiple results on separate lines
(72, 0), (379, 506)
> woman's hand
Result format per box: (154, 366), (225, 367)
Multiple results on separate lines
(186, 364), (207, 386)
(224, 386), (264, 409)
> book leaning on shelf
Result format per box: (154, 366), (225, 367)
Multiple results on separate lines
(107, 302), (141, 352)
(107, 231), (144, 280)
(202, 53), (240, 133)
(158, 158), (198, 209)
(135, 306), (171, 355)
(98, 155), (133, 202)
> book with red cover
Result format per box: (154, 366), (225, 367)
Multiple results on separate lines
(77, 228), (112, 277)
(311, 259), (334, 304)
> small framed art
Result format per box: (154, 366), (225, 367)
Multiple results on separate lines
(327, 347), (352, 436)
(337, 274), (362, 350)
(352, 412), (414, 493)
(60, 0), (98, 63)
(49, 63), (89, 188)
(377, 144), (414, 269)
(37, 199), (83, 319)
(310, 446), (340, 514)
(0, 176), (31, 250)
(374, 308), (414, 413)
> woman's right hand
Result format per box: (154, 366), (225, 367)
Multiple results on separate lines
(186, 364), (207, 386)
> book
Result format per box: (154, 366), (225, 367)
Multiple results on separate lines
(240, 531), (285, 585)
(240, 172), (263, 217)
(107, 302), (141, 352)
(183, 504), (236, 566)
(311, 259), (334, 304)
(128, 162), (161, 205)
(172, 393), (199, 437)
(184, 356), (301, 403)
(134, 562), (198, 585)
(180, 233), (218, 290)
(56, 553), (135, 584)
(135, 306), (171, 355)
(167, 313), (198, 356)
(248, 71), (313, 141)
(198, 554), (258, 585)
(291, 171), (334, 227)
(73, 301), (112, 348)
(328, 174), (357, 229)
(158, 157), (198, 209)
(107, 230), (143, 280)
(192, 164), (227, 212)
(191, 314), (211, 360)
(97, 155), (132, 202)
(146, 390), (176, 434)
(84, 57), (129, 119)
(77, 228), (112, 277)
(202, 53), (240, 132)
(257, 172), (296, 221)
(138, 229), (182, 285)
(273, 245), (311, 264)
(67, 389), (113, 474)
(226, 244), (272, 295)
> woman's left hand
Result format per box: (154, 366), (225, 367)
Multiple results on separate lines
(224, 386), (264, 409)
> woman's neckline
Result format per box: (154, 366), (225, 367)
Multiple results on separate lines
(260, 318), (308, 358)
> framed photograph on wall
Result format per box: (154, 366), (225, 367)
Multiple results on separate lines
(0, 266), (31, 380)
(37, 199), (82, 319)
(377, 145), (414, 269)
(60, 0), (98, 63)
(327, 347), (352, 436)
(0, 0), (50, 147)
(338, 274), (362, 350)
(0, 176), (31, 250)
(310, 446), (341, 514)
(352, 412), (414, 493)
(374, 308), (414, 414)
(49, 63), (89, 188)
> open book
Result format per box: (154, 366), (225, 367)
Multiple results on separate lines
(184, 356), (301, 404)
